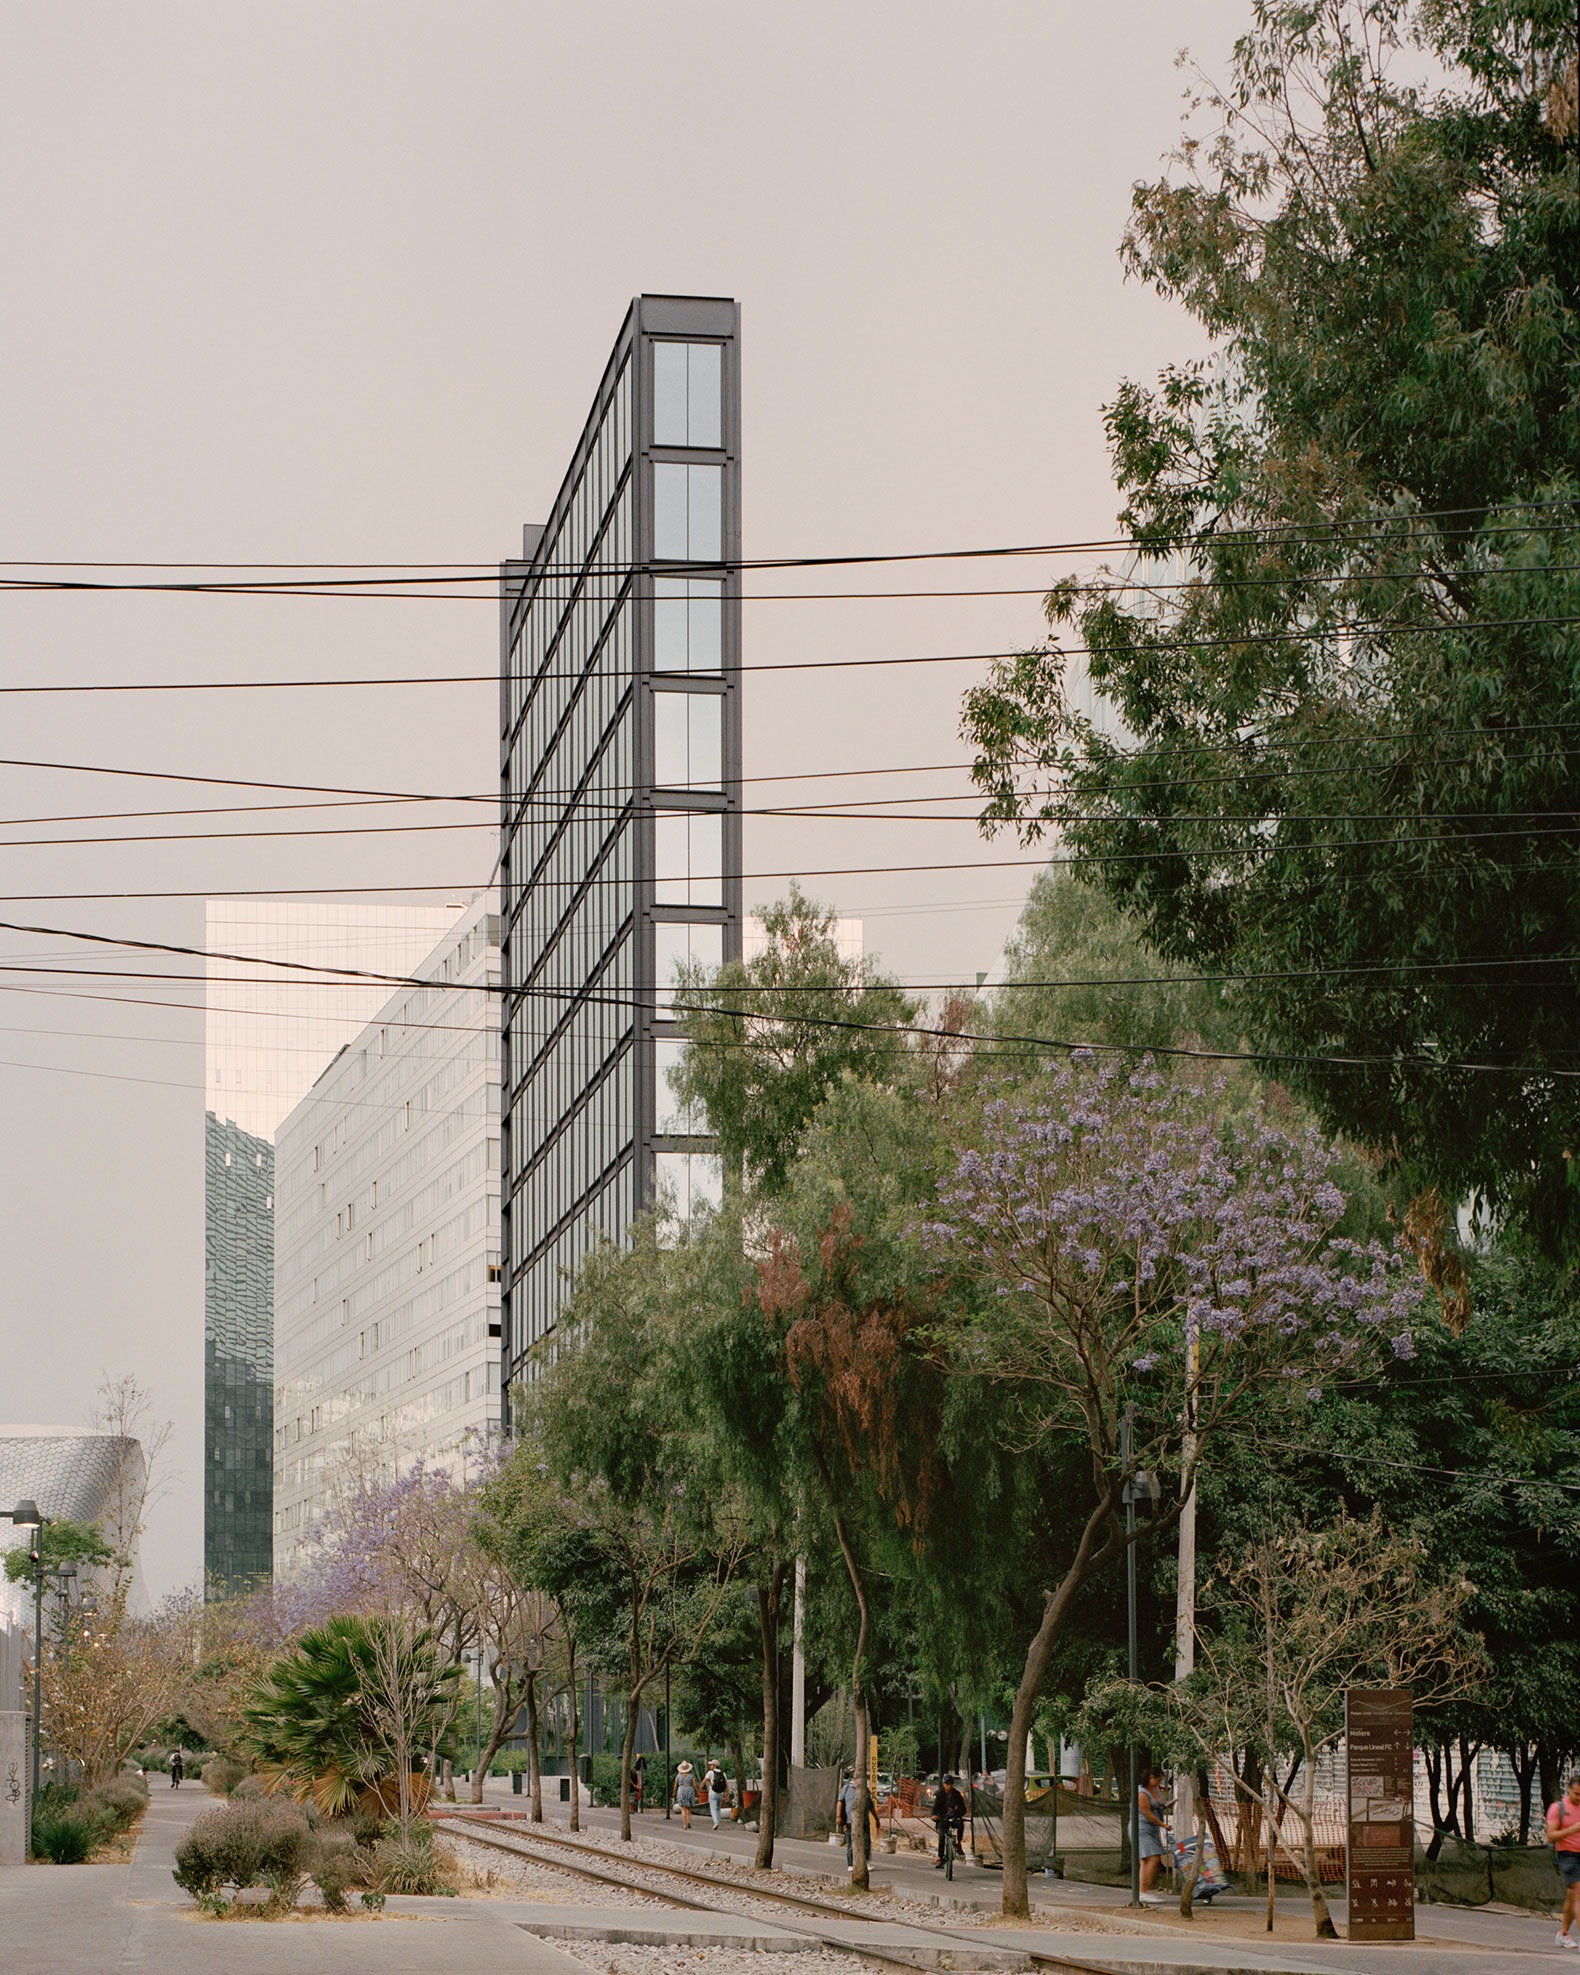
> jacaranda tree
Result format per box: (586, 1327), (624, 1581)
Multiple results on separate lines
(925, 1053), (1421, 1916)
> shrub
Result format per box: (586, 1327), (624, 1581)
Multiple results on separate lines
(33, 1780), (80, 1818)
(202, 1756), (247, 1797)
(347, 1809), (388, 1849)
(172, 1800), (313, 1907)
(84, 1776), (149, 1832)
(231, 1774), (265, 1801)
(308, 1831), (360, 1913)
(31, 1810), (96, 1864)
(360, 1889), (386, 1912)
(370, 1820), (454, 1897)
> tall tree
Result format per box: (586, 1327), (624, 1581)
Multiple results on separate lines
(517, 1231), (747, 1843)
(926, 1052), (1421, 1916)
(673, 886), (920, 1194)
(964, 0), (1580, 1248)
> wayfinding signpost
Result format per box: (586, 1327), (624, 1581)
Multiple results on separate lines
(1345, 1689), (1415, 1941)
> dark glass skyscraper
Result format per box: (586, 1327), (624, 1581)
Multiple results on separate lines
(499, 295), (742, 1385)
(204, 1111), (274, 1594)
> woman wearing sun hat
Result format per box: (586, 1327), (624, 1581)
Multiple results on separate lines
(675, 1760), (698, 1829)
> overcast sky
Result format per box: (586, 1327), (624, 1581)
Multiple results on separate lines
(0, 0), (1247, 1597)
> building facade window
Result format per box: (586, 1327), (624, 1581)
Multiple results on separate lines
(499, 297), (741, 1389)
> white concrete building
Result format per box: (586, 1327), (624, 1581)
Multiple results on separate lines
(271, 897), (502, 1576)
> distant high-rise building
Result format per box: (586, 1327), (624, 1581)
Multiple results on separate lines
(271, 898), (502, 1576)
(499, 296), (743, 1386)
(204, 1114), (274, 1594)
(203, 899), (463, 1594)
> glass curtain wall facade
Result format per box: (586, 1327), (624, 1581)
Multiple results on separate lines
(272, 898), (502, 1577)
(500, 295), (741, 1386)
(204, 1113), (274, 1595)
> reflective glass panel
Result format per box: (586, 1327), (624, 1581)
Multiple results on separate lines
(654, 810), (725, 906)
(654, 691), (722, 788)
(654, 465), (722, 561)
(653, 343), (688, 446)
(653, 922), (724, 1013)
(654, 578), (723, 673)
(653, 341), (722, 448)
(654, 1037), (696, 1133)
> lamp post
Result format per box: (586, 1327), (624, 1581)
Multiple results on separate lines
(8, 1502), (44, 1810)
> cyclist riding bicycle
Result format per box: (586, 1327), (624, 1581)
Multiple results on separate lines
(933, 1774), (968, 1871)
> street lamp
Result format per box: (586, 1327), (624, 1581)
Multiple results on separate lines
(8, 1501), (45, 1812)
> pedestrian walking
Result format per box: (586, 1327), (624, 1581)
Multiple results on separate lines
(704, 1757), (728, 1828)
(1136, 1765), (1170, 1902)
(674, 1760), (697, 1829)
(632, 1752), (646, 1815)
(836, 1770), (877, 1869)
(1549, 1774), (1580, 1949)
(169, 1749), (184, 1789)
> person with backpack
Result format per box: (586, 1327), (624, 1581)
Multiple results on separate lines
(704, 1758), (729, 1829)
(169, 1749), (184, 1789)
(1548, 1774), (1580, 1950)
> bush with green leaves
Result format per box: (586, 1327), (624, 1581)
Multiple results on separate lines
(80, 1775), (148, 1835)
(201, 1755), (247, 1797)
(171, 1799), (313, 1907)
(369, 1818), (454, 1896)
(31, 1809), (97, 1864)
(240, 1613), (458, 1818)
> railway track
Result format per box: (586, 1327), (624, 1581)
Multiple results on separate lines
(436, 1817), (1093, 1975)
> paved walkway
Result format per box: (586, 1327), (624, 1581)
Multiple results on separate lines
(0, 1786), (594, 1975)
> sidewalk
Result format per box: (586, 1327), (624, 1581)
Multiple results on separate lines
(0, 1784), (595, 1975)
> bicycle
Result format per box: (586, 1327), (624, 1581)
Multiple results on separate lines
(940, 1821), (960, 1880)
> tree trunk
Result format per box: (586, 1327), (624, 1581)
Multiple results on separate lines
(1000, 1491), (1119, 1919)
(1294, 1740), (1337, 1939)
(470, 1666), (517, 1809)
(816, 1449), (874, 1892)
(568, 1642), (581, 1833)
(524, 1674), (544, 1822)
(1514, 1742), (1536, 1846)
(1458, 1737), (1479, 1843)
(755, 1564), (786, 1868)
(619, 1680), (640, 1843)
(442, 1756), (455, 1803)
(1540, 1740), (1561, 1818)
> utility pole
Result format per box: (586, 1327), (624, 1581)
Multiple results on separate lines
(1123, 1409), (1139, 1908)
(1173, 1325), (1200, 1852)
(790, 1554), (806, 1769)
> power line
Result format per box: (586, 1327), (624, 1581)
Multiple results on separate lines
(2, 494), (1573, 584)
(6, 594), (1580, 696)
(4, 718), (1578, 813)
(3, 916), (1579, 1083)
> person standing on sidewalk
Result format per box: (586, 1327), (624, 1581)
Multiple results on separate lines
(1547, 1775), (1580, 1949)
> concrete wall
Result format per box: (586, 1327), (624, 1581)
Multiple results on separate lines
(0, 1711), (26, 1864)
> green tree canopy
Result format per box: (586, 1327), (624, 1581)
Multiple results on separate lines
(965, 0), (1580, 1248)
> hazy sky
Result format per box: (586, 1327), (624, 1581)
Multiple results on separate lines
(0, 0), (1247, 1597)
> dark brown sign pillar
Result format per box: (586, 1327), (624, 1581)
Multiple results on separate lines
(1345, 1689), (1415, 1941)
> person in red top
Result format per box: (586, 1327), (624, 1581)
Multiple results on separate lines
(1547, 1775), (1580, 1949)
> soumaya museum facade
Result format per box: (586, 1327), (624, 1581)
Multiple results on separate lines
(499, 295), (743, 1387)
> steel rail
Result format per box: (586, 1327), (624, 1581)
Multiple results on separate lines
(434, 1816), (1089, 1974)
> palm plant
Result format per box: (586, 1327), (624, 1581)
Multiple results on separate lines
(240, 1614), (457, 1817)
